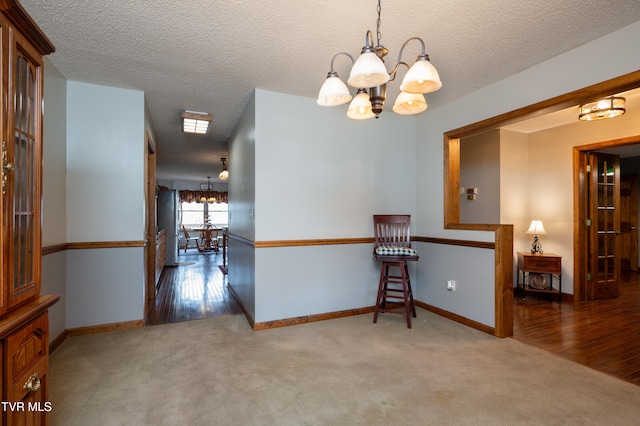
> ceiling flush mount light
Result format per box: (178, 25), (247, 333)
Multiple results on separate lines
(200, 177), (216, 203)
(317, 0), (441, 119)
(182, 110), (211, 134)
(218, 157), (229, 181)
(578, 96), (626, 121)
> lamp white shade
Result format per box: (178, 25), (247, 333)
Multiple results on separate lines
(347, 51), (390, 88)
(400, 57), (442, 94)
(317, 75), (352, 106)
(218, 169), (229, 181)
(392, 92), (427, 115)
(346, 90), (375, 120)
(526, 220), (547, 235)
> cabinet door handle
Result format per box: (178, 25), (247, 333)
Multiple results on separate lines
(2, 140), (14, 194)
(23, 373), (41, 392)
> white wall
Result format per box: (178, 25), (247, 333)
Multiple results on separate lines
(66, 82), (145, 242)
(228, 91), (257, 319)
(414, 20), (640, 326)
(255, 89), (417, 240)
(65, 81), (146, 327)
(41, 57), (67, 342)
(42, 58), (67, 247)
(250, 89), (417, 322)
(65, 248), (144, 327)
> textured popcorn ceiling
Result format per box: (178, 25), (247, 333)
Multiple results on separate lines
(19, 0), (640, 182)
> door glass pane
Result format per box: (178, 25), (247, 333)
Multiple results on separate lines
(13, 55), (36, 293)
(596, 157), (618, 283)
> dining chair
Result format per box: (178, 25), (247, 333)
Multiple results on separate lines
(372, 214), (419, 328)
(181, 226), (202, 253)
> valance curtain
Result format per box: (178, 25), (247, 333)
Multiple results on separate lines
(179, 190), (228, 204)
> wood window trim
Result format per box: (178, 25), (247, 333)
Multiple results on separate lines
(442, 70), (640, 338)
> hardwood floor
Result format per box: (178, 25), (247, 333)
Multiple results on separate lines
(514, 270), (640, 386)
(147, 249), (241, 325)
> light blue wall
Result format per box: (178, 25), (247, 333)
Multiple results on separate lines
(66, 82), (146, 242)
(42, 252), (66, 342)
(66, 248), (144, 328)
(42, 58), (67, 342)
(254, 89), (417, 240)
(247, 89), (417, 323)
(42, 77), (151, 333)
(64, 82), (146, 327)
(228, 91), (257, 319)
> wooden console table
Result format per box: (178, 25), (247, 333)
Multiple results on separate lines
(517, 252), (562, 303)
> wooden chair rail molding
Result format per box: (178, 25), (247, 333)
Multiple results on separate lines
(43, 240), (146, 255)
(44, 234), (509, 336)
(229, 232), (495, 250)
(42, 235), (499, 252)
(227, 231), (510, 337)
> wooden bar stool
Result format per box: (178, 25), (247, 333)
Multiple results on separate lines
(372, 215), (419, 328)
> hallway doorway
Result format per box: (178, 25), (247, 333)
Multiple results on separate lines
(147, 250), (240, 325)
(574, 137), (640, 301)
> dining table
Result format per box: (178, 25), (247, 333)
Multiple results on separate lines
(189, 225), (221, 252)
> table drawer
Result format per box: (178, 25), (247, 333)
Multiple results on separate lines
(522, 256), (561, 273)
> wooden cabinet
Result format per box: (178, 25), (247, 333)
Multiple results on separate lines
(0, 2), (58, 425)
(155, 229), (166, 286)
(4, 312), (50, 425)
(517, 252), (562, 303)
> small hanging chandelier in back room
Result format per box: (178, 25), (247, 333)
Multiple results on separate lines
(317, 0), (442, 119)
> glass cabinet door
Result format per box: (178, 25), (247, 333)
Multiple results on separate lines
(6, 33), (43, 309)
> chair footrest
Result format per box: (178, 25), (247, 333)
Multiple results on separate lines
(376, 308), (409, 315)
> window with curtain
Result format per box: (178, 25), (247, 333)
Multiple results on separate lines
(178, 190), (229, 228)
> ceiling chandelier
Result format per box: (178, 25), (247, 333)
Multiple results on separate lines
(578, 96), (626, 121)
(317, 0), (442, 119)
(200, 176), (216, 203)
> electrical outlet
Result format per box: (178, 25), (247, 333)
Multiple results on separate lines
(447, 280), (456, 291)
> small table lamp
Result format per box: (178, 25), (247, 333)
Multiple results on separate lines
(526, 220), (547, 254)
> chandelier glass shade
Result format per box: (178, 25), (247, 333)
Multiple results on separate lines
(317, 0), (442, 119)
(347, 88), (376, 119)
(578, 96), (626, 121)
(399, 54), (442, 94)
(392, 92), (427, 115)
(317, 71), (353, 106)
(347, 50), (390, 88)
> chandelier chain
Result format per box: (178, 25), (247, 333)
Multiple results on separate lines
(376, 0), (382, 47)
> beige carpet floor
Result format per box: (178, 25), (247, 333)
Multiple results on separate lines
(49, 309), (640, 425)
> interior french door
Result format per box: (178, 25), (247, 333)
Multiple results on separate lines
(587, 152), (621, 300)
